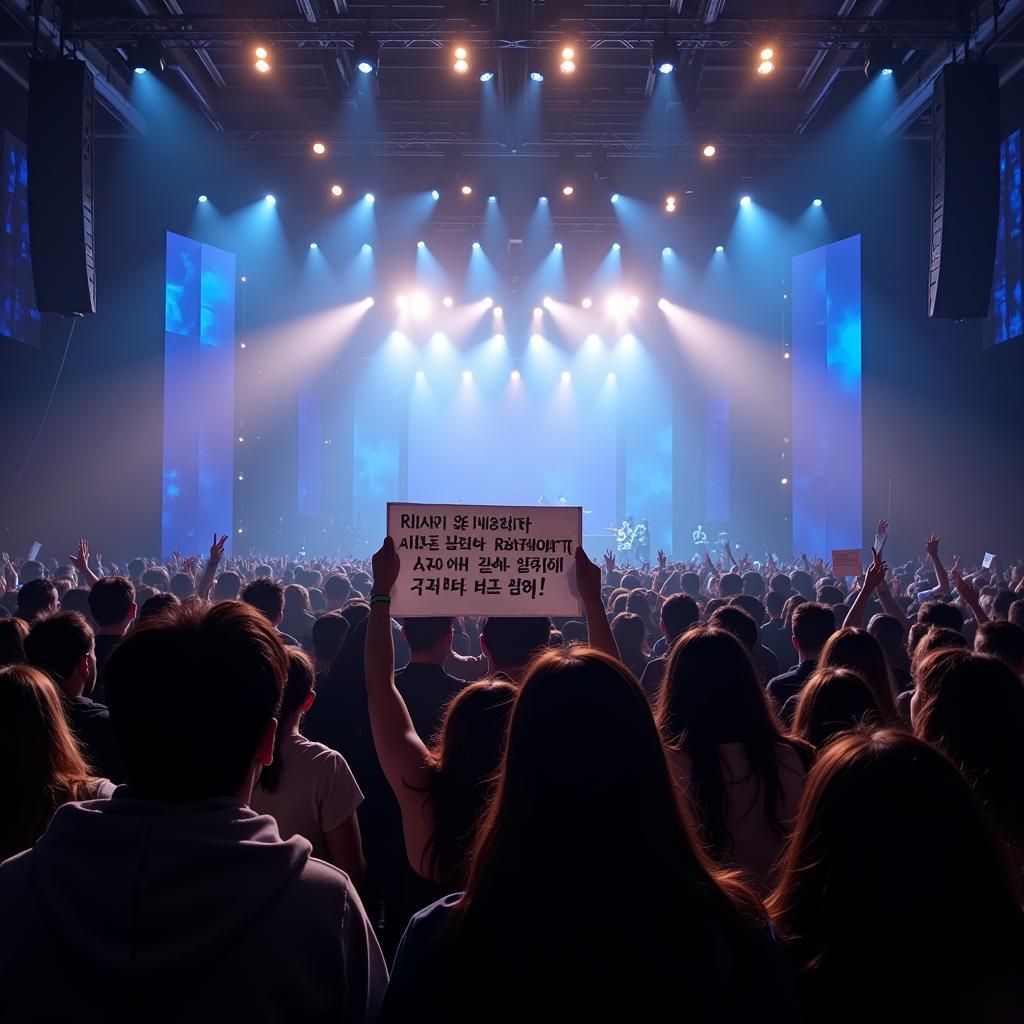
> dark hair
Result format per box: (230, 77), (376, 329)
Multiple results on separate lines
(212, 571), (241, 601)
(657, 628), (809, 859)
(59, 587), (93, 622)
(975, 619), (1024, 672)
(283, 584), (312, 616)
(708, 604), (758, 651)
(24, 612), (93, 685)
(866, 612), (906, 660)
(610, 612), (647, 655)
(680, 571), (701, 599)
(560, 619), (588, 644)
(791, 602), (836, 656)
(19, 560), (45, 582)
(258, 648), (315, 794)
(424, 680), (517, 887)
(242, 577), (285, 623)
(764, 590), (785, 619)
(789, 569), (814, 600)
(917, 599), (963, 632)
(170, 572), (195, 600)
(791, 668), (879, 750)
(104, 601), (287, 801)
(141, 566), (170, 591)
(139, 592), (179, 620)
(340, 600), (370, 631)
(0, 665), (102, 861)
(769, 573), (792, 596)
(311, 611), (349, 665)
(661, 594), (699, 641)
(911, 624), (968, 668)
(443, 648), (768, 1019)
(1009, 598), (1024, 629)
(0, 617), (30, 667)
(308, 588), (326, 614)
(768, 730), (1024, 1021)
(323, 573), (353, 605)
(17, 579), (57, 622)
(741, 571), (765, 598)
(992, 589), (1016, 620)
(127, 558), (146, 581)
(718, 572), (743, 598)
(816, 584), (844, 606)
(480, 616), (551, 675)
(730, 594), (766, 628)
(818, 628), (897, 725)
(88, 576), (135, 627)
(403, 616), (453, 654)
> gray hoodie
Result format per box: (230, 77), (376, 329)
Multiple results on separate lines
(0, 790), (387, 1023)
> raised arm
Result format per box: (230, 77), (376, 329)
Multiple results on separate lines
(952, 571), (989, 626)
(843, 549), (887, 629)
(925, 534), (949, 596)
(196, 533), (227, 601)
(578, 547), (619, 661)
(365, 538), (436, 880)
(875, 575), (913, 633)
(69, 538), (100, 588)
(723, 540), (739, 571)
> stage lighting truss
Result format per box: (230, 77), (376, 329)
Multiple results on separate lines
(354, 33), (380, 74)
(652, 33), (679, 75)
(865, 40), (898, 78)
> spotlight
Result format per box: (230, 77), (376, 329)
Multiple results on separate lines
(453, 58), (470, 74)
(472, 241), (481, 250)
(561, 371), (571, 384)
(453, 46), (469, 75)
(364, 193), (375, 203)
(330, 184), (343, 197)
(652, 32), (679, 75)
(812, 198), (823, 207)
(657, 298), (668, 310)
(361, 243), (372, 253)
(533, 306), (543, 316)
(760, 47), (775, 61)
(253, 45), (271, 74)
(462, 370), (473, 382)
(662, 246), (672, 256)
(740, 195), (752, 207)
(612, 242), (620, 251)
(781, 477), (789, 485)
(581, 297), (592, 309)
(529, 70), (545, 82)
(715, 245), (725, 253)
(443, 296), (454, 307)
(309, 242), (318, 250)
(354, 33), (380, 74)
(410, 291), (430, 317)
(539, 195), (549, 204)
(479, 69), (494, 82)
(417, 240), (426, 248)
(757, 59), (775, 75)
(265, 194), (276, 204)
(560, 46), (576, 74)
(702, 143), (717, 158)
(543, 296), (553, 308)
(488, 194), (497, 202)
(312, 141), (326, 156)
(484, 297), (494, 308)
(561, 45), (575, 60)
(240, 276), (248, 283)
(461, 184), (473, 196)
(510, 370), (521, 381)
(198, 194), (208, 203)
(562, 184), (574, 196)
(610, 192), (620, 203)
(255, 59), (271, 74)
(365, 296), (375, 306)
(664, 195), (677, 212)
(865, 39), (899, 78)
(493, 306), (503, 316)
(431, 189), (440, 200)
(881, 66), (894, 77)
(783, 351), (791, 359)
(134, 67), (147, 75)
(255, 46), (268, 60)
(554, 242), (563, 251)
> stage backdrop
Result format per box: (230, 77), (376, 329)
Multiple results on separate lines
(791, 234), (863, 558)
(162, 231), (235, 557)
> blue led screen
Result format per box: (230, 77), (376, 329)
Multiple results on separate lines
(0, 131), (40, 347)
(992, 128), (1023, 346)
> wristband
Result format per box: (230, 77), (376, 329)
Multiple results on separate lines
(370, 594), (392, 606)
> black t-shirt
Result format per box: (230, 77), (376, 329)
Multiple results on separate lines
(66, 695), (126, 783)
(91, 634), (123, 703)
(395, 663), (466, 745)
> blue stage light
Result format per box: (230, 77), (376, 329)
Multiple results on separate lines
(417, 240), (426, 248)
(364, 193), (375, 204)
(134, 67), (147, 75)
(881, 66), (894, 76)
(357, 61), (373, 74)
(554, 242), (563, 251)
(715, 245), (725, 253)
(740, 195), (752, 207)
(658, 62), (674, 75)
(812, 198), (823, 207)
(198, 194), (208, 203)
(361, 243), (373, 253)
(610, 192), (620, 203)
(472, 241), (481, 250)
(309, 242), (318, 250)
(479, 70), (494, 82)
(488, 195), (497, 202)
(662, 246), (672, 255)
(530, 70), (545, 82)
(265, 194), (276, 204)
(612, 242), (621, 251)
(431, 189), (440, 200)
(539, 195), (548, 204)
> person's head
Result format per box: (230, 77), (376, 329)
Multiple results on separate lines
(729, 594), (766, 628)
(791, 601), (836, 662)
(17, 579), (58, 623)
(790, 569), (814, 600)
(611, 612), (648, 659)
(283, 583), (312, 617)
(701, 597), (725, 621)
(105, 601), (288, 802)
(679, 571), (701, 600)
(141, 566), (170, 592)
(790, 668), (879, 750)
(0, 616), (30, 667)
(974, 619), (1024, 675)
(741, 570), (765, 598)
(212, 571), (241, 601)
(708, 604), (759, 652)
(909, 624), (969, 669)
(258, 648), (316, 794)
(139, 592), (179, 621)
(624, 589), (653, 622)
(402, 616), (454, 663)
(169, 572), (195, 600)
(307, 587), (325, 614)
(768, 730), (1024, 1017)
(127, 557), (146, 582)
(242, 577), (286, 627)
(133, 585), (157, 609)
(479, 616), (551, 680)
(19, 560), (45, 583)
(769, 573), (792, 598)
(88, 576), (136, 633)
(311, 611), (349, 670)
(560, 619), (588, 644)
(660, 594), (699, 644)
(52, 578), (73, 601)
(992, 589), (1017, 621)
(59, 587), (93, 623)
(426, 680), (517, 886)
(818, 627), (897, 724)
(717, 572), (743, 598)
(1010, 598), (1024, 629)
(866, 612), (908, 670)
(816, 584), (844, 607)
(917, 599), (964, 633)
(0, 665), (99, 861)
(24, 612), (95, 699)
(322, 573), (353, 610)
(764, 590), (785, 621)
(340, 599), (370, 631)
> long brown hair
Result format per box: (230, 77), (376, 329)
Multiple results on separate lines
(791, 668), (879, 750)
(0, 664), (103, 861)
(818, 627), (898, 724)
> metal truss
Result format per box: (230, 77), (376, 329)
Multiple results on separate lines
(61, 15), (965, 50)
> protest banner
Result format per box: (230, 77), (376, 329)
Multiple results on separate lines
(831, 548), (863, 578)
(387, 502), (583, 616)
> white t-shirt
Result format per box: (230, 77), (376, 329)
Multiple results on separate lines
(667, 742), (805, 888)
(252, 733), (364, 861)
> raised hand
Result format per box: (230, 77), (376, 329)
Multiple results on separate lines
(209, 533), (228, 564)
(603, 550), (616, 574)
(951, 552), (961, 574)
(864, 548), (888, 592)
(657, 549), (667, 571)
(925, 534), (941, 559)
(69, 538), (90, 574)
(876, 519), (888, 536)
(371, 537), (401, 596)
(952, 571), (979, 606)
(182, 555), (200, 577)
(575, 547), (603, 607)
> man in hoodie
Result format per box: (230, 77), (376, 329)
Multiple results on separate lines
(0, 600), (387, 1023)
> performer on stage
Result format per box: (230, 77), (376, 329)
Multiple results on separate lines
(631, 518), (650, 565)
(617, 517), (635, 555)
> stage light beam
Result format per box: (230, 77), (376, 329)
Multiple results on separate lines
(198, 194), (208, 203)
(312, 141), (326, 155)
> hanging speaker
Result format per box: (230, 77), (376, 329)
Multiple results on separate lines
(928, 62), (1000, 320)
(28, 59), (97, 316)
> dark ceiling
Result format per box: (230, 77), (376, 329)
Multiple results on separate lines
(2, 0), (1023, 158)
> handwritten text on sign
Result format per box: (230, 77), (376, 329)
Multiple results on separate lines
(387, 502), (583, 616)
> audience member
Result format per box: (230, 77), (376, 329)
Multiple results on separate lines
(477, 615), (552, 683)
(242, 577), (301, 646)
(324, 573), (353, 611)
(610, 611), (650, 680)
(139, 591), (179, 620)
(789, 668), (879, 751)
(766, 602), (835, 719)
(17, 578), (58, 623)
(974, 619), (1024, 675)
(212, 570), (242, 601)
(394, 617), (465, 744)
(866, 612), (911, 693)
(311, 610), (349, 677)
(638, 594), (699, 699)
(0, 616), (29, 667)
(281, 584), (317, 648)
(87, 576), (136, 696)
(809, 627), (897, 726)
